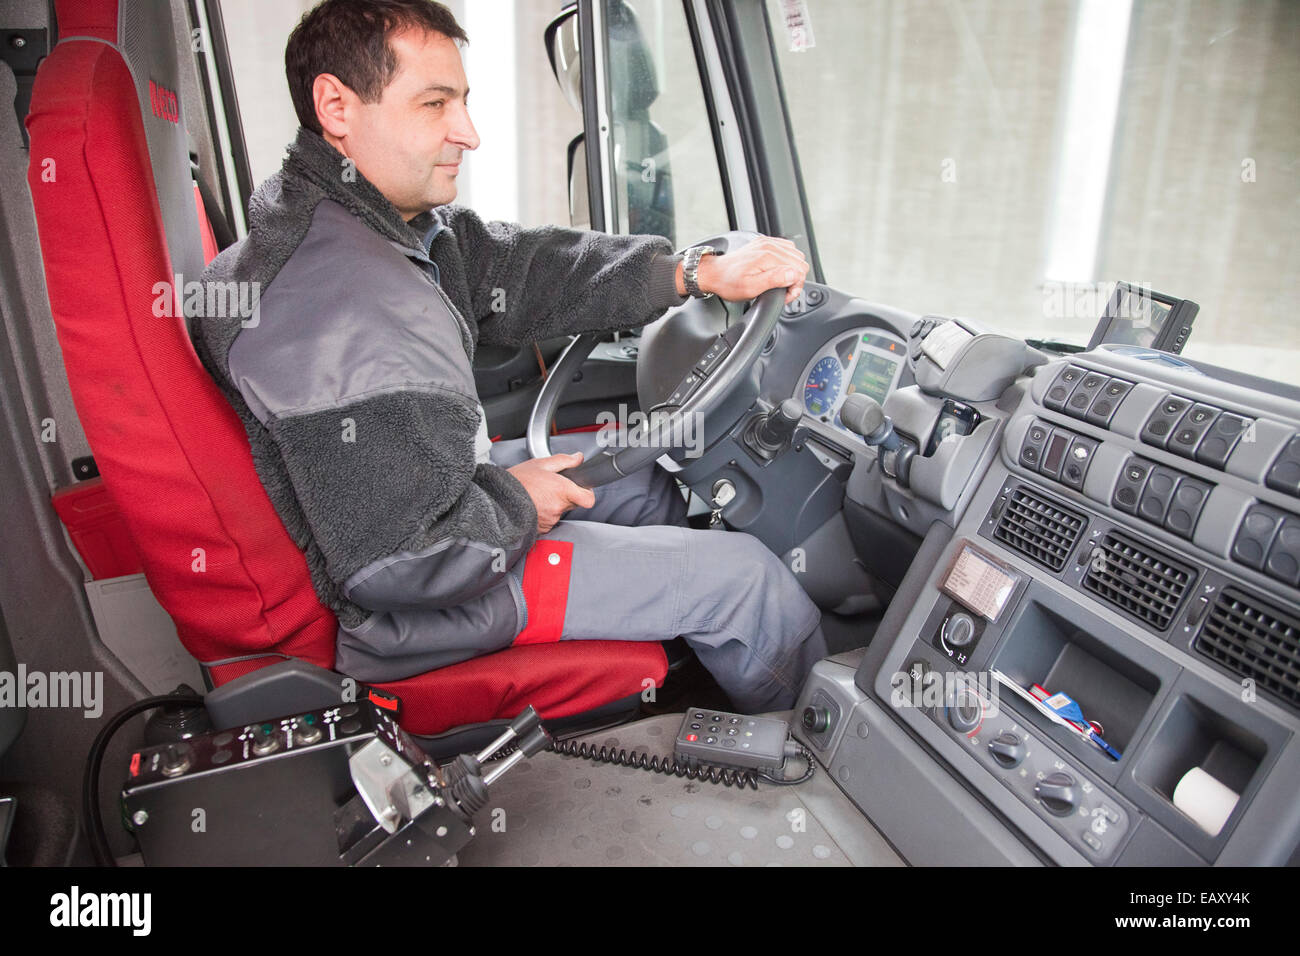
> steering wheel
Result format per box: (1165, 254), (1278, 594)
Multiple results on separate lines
(526, 231), (786, 489)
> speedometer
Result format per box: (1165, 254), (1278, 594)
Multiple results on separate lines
(803, 356), (842, 416)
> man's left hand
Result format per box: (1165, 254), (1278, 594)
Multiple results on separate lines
(675, 236), (810, 305)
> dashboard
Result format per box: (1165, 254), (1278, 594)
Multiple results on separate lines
(678, 282), (1300, 867)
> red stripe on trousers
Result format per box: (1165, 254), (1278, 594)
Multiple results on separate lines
(513, 540), (574, 644)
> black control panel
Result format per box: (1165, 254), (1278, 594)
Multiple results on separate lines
(1231, 502), (1300, 588)
(1041, 365), (1266, 474)
(1018, 418), (1098, 493)
(1043, 365), (1134, 427)
(1109, 454), (1215, 542)
(1138, 391), (1255, 470)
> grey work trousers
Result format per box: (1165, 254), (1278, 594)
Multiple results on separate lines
(490, 431), (829, 712)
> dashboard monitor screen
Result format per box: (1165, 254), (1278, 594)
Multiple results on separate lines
(848, 349), (901, 407)
(1108, 289), (1172, 348)
(1088, 283), (1196, 354)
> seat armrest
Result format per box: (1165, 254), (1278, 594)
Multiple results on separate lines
(204, 659), (343, 730)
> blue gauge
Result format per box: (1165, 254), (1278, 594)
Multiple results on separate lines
(803, 356), (843, 416)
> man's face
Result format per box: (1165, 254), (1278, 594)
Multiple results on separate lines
(328, 29), (479, 219)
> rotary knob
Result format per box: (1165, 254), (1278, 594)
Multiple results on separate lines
(801, 706), (830, 733)
(947, 688), (983, 734)
(942, 612), (976, 649)
(988, 731), (1026, 768)
(1034, 771), (1079, 817)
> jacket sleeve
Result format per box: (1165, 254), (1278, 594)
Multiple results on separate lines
(437, 204), (688, 348)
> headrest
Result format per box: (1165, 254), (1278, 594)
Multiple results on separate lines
(54, 0), (205, 280)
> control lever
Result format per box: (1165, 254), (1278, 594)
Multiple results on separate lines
(345, 705), (552, 865)
(482, 726), (554, 787)
(475, 705), (542, 764)
(840, 393), (915, 484)
(839, 393), (900, 451)
(746, 398), (802, 460)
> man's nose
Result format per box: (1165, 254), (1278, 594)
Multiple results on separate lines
(450, 104), (480, 151)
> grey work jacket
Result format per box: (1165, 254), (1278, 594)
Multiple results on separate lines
(189, 127), (686, 681)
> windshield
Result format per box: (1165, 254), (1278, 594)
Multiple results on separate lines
(765, 0), (1300, 385)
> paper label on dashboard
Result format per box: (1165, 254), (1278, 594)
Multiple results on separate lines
(780, 0), (816, 52)
(921, 321), (974, 370)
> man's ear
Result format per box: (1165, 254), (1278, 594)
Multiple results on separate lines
(313, 73), (352, 139)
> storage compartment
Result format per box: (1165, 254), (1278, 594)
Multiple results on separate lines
(989, 586), (1177, 781)
(1136, 696), (1264, 802)
(1124, 675), (1287, 860)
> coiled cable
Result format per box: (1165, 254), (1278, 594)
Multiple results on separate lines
(549, 738), (761, 789)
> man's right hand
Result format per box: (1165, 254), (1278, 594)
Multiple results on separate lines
(507, 452), (597, 534)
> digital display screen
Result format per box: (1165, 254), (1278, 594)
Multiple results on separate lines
(941, 544), (1018, 621)
(1107, 289), (1172, 348)
(847, 350), (900, 406)
(1042, 432), (1070, 474)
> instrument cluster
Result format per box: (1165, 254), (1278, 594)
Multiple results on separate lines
(796, 328), (908, 442)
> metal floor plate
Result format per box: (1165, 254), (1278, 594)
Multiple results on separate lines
(457, 713), (904, 867)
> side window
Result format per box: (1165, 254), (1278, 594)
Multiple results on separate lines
(601, 0), (730, 246)
(219, 1), (583, 229)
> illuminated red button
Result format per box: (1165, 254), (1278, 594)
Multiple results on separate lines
(686, 734), (698, 742)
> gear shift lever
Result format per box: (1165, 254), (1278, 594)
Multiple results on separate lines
(839, 393), (914, 485)
(839, 393), (900, 450)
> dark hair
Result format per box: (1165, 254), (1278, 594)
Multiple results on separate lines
(286, 0), (469, 134)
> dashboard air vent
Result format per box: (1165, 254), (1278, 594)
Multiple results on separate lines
(1082, 532), (1194, 631)
(993, 487), (1085, 571)
(1196, 588), (1300, 712)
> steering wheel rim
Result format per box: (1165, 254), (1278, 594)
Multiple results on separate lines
(526, 234), (785, 489)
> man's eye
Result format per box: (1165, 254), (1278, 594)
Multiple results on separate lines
(425, 100), (445, 109)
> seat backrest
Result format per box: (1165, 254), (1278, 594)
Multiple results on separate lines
(25, 0), (336, 675)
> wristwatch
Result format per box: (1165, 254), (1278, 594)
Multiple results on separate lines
(682, 245), (718, 299)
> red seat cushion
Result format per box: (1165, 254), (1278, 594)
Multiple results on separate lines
(26, 0), (666, 735)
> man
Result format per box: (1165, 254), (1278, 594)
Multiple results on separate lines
(191, 0), (828, 712)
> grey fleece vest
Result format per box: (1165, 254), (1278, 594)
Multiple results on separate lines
(189, 128), (685, 679)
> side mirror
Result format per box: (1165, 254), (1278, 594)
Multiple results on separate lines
(566, 134), (591, 230)
(544, 1), (675, 242)
(544, 6), (582, 114)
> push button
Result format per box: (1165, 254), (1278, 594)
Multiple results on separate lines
(1163, 477), (1212, 540)
(1044, 365), (1087, 413)
(1140, 394), (1192, 449)
(1196, 413), (1252, 470)
(665, 372), (703, 406)
(1168, 403), (1221, 459)
(1265, 435), (1300, 497)
(1231, 503), (1287, 570)
(1065, 373), (1109, 419)
(1264, 517), (1300, 588)
(1137, 465), (1182, 525)
(1085, 378), (1133, 427)
(1060, 435), (1098, 491)
(1020, 420), (1052, 470)
(693, 338), (731, 377)
(1113, 457), (1154, 514)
